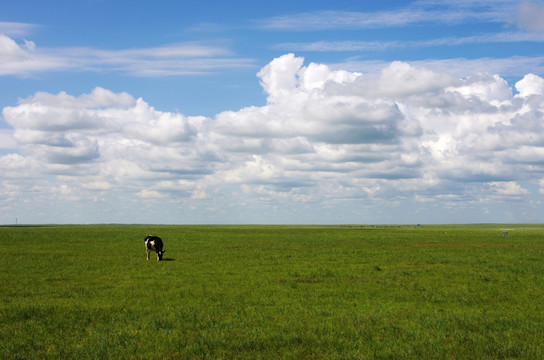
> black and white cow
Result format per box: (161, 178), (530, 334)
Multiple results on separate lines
(145, 235), (165, 261)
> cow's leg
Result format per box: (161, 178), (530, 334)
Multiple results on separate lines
(146, 249), (151, 260)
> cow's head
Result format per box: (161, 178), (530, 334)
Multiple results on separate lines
(157, 250), (165, 261)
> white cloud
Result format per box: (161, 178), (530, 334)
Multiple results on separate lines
(0, 22), (36, 37)
(257, 53), (306, 102)
(137, 189), (167, 199)
(0, 129), (17, 149)
(81, 181), (113, 191)
(2, 54), (544, 223)
(0, 34), (28, 60)
(0, 34), (67, 76)
(516, 73), (544, 97)
(518, 0), (544, 31)
(333, 56), (544, 82)
(489, 181), (530, 196)
(0, 153), (41, 179)
(257, 1), (515, 31)
(275, 32), (544, 53)
(0, 34), (254, 77)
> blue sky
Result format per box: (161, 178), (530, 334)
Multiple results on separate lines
(1, 0), (544, 224)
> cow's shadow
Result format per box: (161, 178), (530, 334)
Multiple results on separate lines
(161, 258), (175, 262)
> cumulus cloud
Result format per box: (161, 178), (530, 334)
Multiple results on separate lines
(0, 129), (17, 149)
(335, 57), (544, 81)
(2, 87), (211, 188)
(2, 54), (544, 223)
(516, 73), (544, 97)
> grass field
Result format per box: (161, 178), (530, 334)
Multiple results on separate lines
(1, 224), (543, 359)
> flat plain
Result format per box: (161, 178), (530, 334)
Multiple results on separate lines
(1, 224), (543, 359)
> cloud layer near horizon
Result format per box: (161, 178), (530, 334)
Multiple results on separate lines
(2, 54), (544, 223)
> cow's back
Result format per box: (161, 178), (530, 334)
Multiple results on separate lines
(145, 235), (163, 251)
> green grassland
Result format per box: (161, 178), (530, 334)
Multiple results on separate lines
(1, 224), (543, 359)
